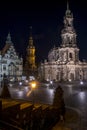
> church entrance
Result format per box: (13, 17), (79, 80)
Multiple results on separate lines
(69, 73), (74, 81)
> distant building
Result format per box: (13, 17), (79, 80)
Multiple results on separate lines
(24, 27), (37, 79)
(39, 3), (87, 82)
(0, 33), (23, 82)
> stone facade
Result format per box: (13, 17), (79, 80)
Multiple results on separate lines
(0, 33), (23, 82)
(39, 4), (87, 82)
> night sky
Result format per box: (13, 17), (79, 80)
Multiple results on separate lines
(0, 0), (87, 64)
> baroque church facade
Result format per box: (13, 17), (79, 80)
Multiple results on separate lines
(39, 3), (87, 82)
(0, 33), (23, 82)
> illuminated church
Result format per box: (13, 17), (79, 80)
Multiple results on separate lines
(39, 3), (87, 82)
(0, 33), (23, 82)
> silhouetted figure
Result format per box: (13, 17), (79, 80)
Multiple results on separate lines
(53, 85), (65, 121)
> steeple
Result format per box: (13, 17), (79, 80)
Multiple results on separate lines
(24, 26), (37, 78)
(29, 26), (33, 46)
(6, 32), (12, 44)
(67, 0), (69, 11)
(66, 0), (71, 16)
(61, 1), (77, 47)
(67, 0), (69, 10)
(64, 1), (73, 28)
(29, 26), (32, 37)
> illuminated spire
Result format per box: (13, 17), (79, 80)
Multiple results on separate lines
(66, 0), (71, 16)
(29, 26), (33, 46)
(6, 32), (12, 44)
(61, 1), (76, 47)
(67, 0), (69, 11)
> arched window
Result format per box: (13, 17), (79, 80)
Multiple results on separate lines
(70, 73), (74, 80)
(69, 53), (72, 59)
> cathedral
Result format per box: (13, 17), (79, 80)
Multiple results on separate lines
(39, 3), (87, 82)
(0, 33), (23, 82)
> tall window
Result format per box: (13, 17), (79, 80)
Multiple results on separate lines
(3, 65), (6, 71)
(69, 53), (72, 59)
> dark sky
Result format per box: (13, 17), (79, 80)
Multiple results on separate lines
(0, 0), (87, 63)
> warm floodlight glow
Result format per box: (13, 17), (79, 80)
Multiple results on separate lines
(31, 81), (36, 89)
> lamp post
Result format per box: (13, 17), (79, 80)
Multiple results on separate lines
(80, 80), (84, 91)
(31, 81), (36, 106)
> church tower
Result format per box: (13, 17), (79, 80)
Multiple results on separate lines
(24, 27), (37, 78)
(39, 1), (87, 82)
(60, 1), (79, 63)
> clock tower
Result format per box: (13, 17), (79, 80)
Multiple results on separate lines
(24, 27), (37, 78)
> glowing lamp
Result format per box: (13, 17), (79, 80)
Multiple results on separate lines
(31, 81), (36, 89)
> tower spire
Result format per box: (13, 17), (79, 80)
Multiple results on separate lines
(24, 26), (37, 78)
(67, 0), (69, 11)
(61, 1), (76, 47)
(66, 0), (71, 16)
(29, 26), (33, 46)
(6, 32), (12, 44)
(29, 26), (32, 37)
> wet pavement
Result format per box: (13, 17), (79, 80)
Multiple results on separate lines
(1, 81), (87, 129)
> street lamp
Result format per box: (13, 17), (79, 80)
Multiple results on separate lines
(80, 81), (83, 85)
(80, 81), (84, 91)
(31, 81), (36, 106)
(19, 81), (23, 91)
